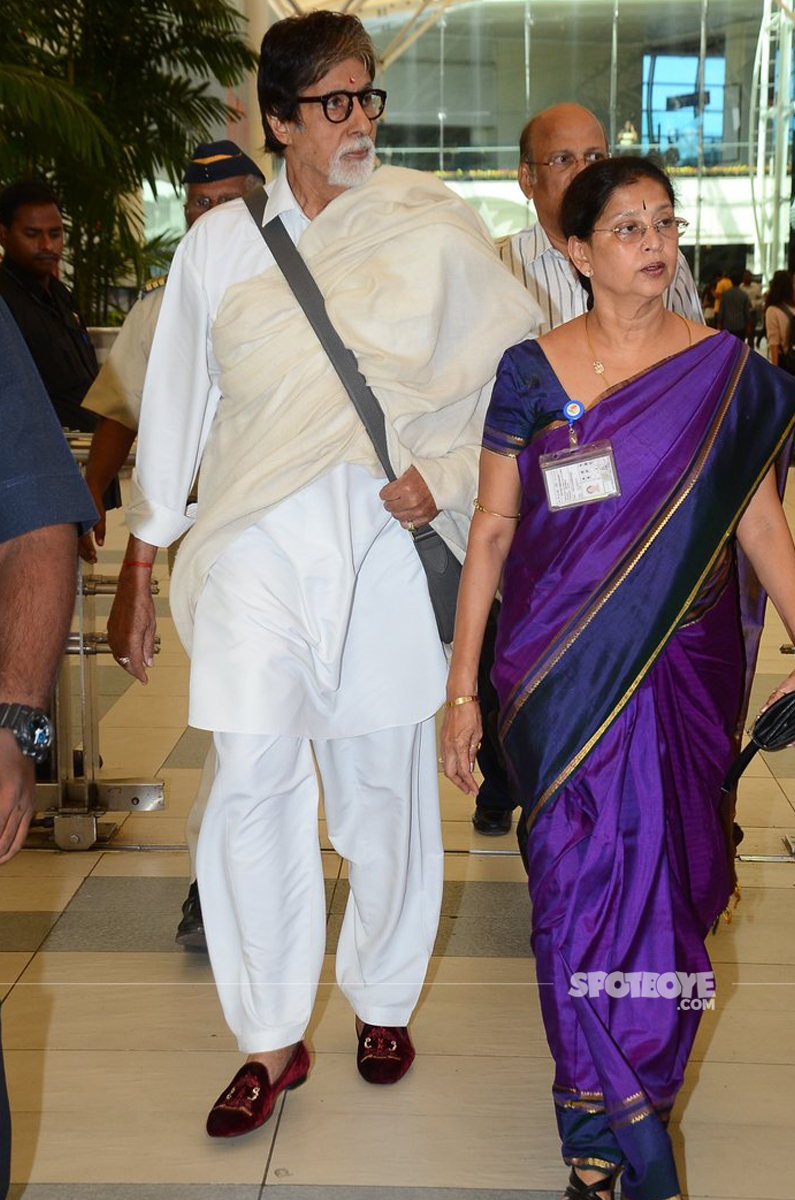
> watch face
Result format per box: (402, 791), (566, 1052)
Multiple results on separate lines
(28, 713), (53, 758)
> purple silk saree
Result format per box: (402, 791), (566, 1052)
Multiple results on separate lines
(482, 333), (795, 1200)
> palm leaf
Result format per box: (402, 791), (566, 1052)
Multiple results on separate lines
(0, 65), (113, 165)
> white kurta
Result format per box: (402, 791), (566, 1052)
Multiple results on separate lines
(128, 167), (446, 737)
(191, 462), (445, 737)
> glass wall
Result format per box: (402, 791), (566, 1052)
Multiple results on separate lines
(144, 1), (791, 292)
(365, 0), (790, 287)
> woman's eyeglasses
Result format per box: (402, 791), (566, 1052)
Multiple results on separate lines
(592, 215), (689, 244)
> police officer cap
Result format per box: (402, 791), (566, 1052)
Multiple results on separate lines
(182, 140), (265, 185)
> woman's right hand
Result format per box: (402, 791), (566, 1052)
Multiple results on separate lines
(441, 700), (483, 796)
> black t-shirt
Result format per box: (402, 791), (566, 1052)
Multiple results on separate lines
(0, 259), (99, 432)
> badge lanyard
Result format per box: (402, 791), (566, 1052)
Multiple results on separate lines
(538, 400), (621, 511)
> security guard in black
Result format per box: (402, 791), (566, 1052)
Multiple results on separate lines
(0, 181), (99, 433)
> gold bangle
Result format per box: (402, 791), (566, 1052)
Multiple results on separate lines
(444, 695), (478, 708)
(474, 499), (520, 520)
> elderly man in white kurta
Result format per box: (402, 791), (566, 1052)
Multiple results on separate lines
(108, 9), (540, 1140)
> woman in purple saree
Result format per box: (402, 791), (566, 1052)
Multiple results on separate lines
(442, 157), (795, 1200)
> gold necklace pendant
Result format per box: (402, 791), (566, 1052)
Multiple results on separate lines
(584, 314), (607, 379)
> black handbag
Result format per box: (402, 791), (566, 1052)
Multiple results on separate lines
(243, 189), (461, 643)
(721, 691), (795, 794)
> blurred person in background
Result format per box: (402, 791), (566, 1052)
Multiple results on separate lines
(739, 268), (763, 347)
(716, 271), (752, 342)
(701, 272), (719, 326)
(0, 181), (99, 433)
(764, 269), (795, 371)
(713, 267), (732, 319)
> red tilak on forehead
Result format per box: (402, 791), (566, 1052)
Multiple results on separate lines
(349, 76), (357, 84)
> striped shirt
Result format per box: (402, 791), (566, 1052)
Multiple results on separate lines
(496, 223), (704, 337)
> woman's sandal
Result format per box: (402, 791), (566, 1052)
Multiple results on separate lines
(564, 1164), (622, 1199)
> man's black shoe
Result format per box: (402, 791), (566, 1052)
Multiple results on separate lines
(472, 806), (512, 836)
(175, 880), (207, 950)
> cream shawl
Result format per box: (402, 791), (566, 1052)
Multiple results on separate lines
(170, 166), (541, 647)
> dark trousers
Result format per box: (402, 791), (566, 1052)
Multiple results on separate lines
(0, 1008), (10, 1199)
(475, 602), (516, 812)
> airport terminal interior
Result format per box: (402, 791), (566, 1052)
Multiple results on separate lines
(2, 0), (795, 1198)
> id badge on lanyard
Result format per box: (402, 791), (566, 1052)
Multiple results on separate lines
(539, 400), (621, 512)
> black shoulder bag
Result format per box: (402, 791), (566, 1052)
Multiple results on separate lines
(243, 188), (461, 643)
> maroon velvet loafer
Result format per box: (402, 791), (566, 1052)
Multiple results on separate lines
(356, 1024), (415, 1085)
(206, 1041), (310, 1138)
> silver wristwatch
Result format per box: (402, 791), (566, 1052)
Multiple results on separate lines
(0, 703), (54, 763)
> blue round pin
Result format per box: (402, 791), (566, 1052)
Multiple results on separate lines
(563, 400), (585, 422)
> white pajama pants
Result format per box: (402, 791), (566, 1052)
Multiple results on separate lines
(184, 745), (215, 882)
(195, 716), (443, 1053)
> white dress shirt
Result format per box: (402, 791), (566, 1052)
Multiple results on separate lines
(127, 166), (446, 737)
(496, 222), (704, 337)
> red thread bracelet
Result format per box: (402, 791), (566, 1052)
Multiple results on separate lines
(122, 560), (154, 569)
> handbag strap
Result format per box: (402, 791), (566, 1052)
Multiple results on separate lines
(243, 188), (396, 483)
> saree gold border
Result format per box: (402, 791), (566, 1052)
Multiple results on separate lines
(677, 542), (733, 629)
(501, 344), (749, 737)
(522, 356), (795, 831)
(565, 1157), (622, 1172)
(554, 1085), (604, 1098)
(560, 1101), (605, 1113)
(485, 427), (528, 444)
(605, 1089), (673, 1119)
(483, 443), (522, 459)
(612, 1104), (655, 1129)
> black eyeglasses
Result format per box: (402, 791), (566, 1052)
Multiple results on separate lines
(295, 88), (387, 124)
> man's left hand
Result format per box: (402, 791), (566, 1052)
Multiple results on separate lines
(379, 466), (438, 529)
(0, 729), (36, 865)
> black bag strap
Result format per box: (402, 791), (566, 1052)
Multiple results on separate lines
(243, 188), (396, 483)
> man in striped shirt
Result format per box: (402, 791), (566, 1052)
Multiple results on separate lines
(496, 103), (703, 334)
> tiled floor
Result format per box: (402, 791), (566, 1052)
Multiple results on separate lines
(3, 496), (795, 1200)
